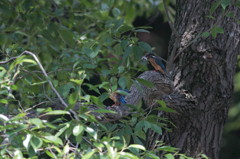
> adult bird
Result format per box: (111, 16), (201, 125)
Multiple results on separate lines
(109, 89), (129, 106)
(142, 52), (166, 74)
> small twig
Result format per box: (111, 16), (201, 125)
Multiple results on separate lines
(25, 101), (47, 112)
(83, 137), (95, 147)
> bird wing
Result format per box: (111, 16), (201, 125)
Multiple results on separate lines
(154, 56), (166, 71)
(119, 95), (127, 104)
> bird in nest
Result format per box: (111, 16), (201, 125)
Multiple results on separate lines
(109, 89), (130, 106)
(142, 52), (166, 74)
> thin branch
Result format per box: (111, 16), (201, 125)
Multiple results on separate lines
(163, 0), (179, 74)
(0, 56), (20, 64)
(0, 50), (80, 121)
(163, 0), (178, 37)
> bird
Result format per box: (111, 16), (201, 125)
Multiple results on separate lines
(141, 53), (166, 74)
(109, 89), (129, 106)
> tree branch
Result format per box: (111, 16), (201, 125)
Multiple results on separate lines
(0, 51), (80, 121)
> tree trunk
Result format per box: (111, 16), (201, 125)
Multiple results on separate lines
(163, 0), (240, 158)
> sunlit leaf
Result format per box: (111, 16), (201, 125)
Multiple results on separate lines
(45, 110), (70, 115)
(0, 99), (8, 104)
(164, 153), (174, 159)
(44, 135), (63, 145)
(119, 152), (139, 159)
(23, 134), (32, 149)
(86, 127), (97, 140)
(82, 150), (96, 159)
(29, 118), (44, 128)
(134, 29), (150, 33)
(73, 124), (84, 136)
(128, 144), (146, 151)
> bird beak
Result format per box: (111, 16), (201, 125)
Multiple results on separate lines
(141, 56), (148, 61)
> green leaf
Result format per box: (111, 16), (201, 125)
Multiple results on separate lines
(44, 135), (63, 145)
(112, 8), (121, 17)
(45, 110), (70, 115)
(23, 134), (32, 149)
(136, 78), (154, 88)
(21, 59), (37, 65)
(29, 118), (44, 128)
(150, 123), (162, 135)
(0, 33), (8, 45)
(200, 154), (209, 159)
(0, 114), (9, 121)
(164, 153), (174, 159)
(118, 66), (125, 74)
(157, 107), (176, 113)
(209, 0), (221, 16)
(68, 91), (79, 106)
(157, 146), (179, 152)
(135, 120), (144, 131)
(145, 152), (160, 159)
(0, 99), (8, 104)
(211, 26), (224, 38)
(202, 31), (210, 38)
(128, 144), (146, 151)
(221, 0), (231, 10)
(73, 124), (84, 136)
(45, 150), (56, 158)
(13, 149), (24, 159)
(58, 27), (75, 47)
(31, 136), (43, 152)
(85, 127), (97, 140)
(118, 76), (127, 89)
(90, 96), (104, 107)
(59, 82), (75, 98)
(135, 130), (146, 140)
(134, 29), (150, 33)
(70, 79), (84, 85)
(119, 152), (139, 159)
(138, 41), (152, 52)
(157, 100), (167, 107)
(82, 150), (96, 159)
(116, 89), (129, 96)
(54, 125), (68, 137)
(92, 109), (117, 114)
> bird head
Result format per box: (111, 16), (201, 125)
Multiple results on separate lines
(141, 52), (156, 61)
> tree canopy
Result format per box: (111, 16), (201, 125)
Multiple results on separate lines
(0, 0), (240, 159)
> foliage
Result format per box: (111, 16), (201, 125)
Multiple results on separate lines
(0, 0), (205, 158)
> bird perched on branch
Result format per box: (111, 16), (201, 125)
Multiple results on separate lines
(110, 89), (129, 106)
(142, 53), (166, 74)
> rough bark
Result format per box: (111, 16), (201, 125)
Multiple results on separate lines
(160, 0), (240, 158)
